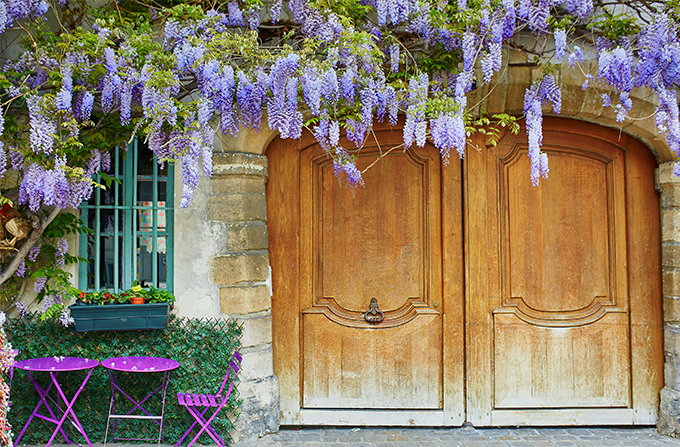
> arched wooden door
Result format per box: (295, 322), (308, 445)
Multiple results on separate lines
(267, 124), (465, 426)
(465, 118), (663, 425)
(268, 118), (662, 426)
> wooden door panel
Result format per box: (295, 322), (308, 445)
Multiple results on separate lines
(315, 150), (426, 310)
(494, 313), (630, 408)
(505, 151), (613, 311)
(491, 132), (630, 410)
(466, 118), (662, 425)
(299, 144), (443, 410)
(303, 313), (441, 408)
(270, 123), (465, 425)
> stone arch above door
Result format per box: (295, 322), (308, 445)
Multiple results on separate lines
(470, 57), (671, 163)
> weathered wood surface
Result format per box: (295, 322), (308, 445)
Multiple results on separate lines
(268, 118), (662, 426)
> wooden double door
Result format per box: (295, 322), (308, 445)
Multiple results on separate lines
(267, 118), (663, 427)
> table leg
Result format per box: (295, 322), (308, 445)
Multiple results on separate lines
(157, 370), (171, 447)
(104, 370), (116, 446)
(14, 372), (72, 447)
(46, 368), (94, 447)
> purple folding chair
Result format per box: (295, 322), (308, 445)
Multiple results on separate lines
(176, 351), (242, 447)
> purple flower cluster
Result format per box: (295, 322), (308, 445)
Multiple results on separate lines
(56, 238), (67, 269)
(267, 54), (303, 139)
(27, 96), (57, 154)
(33, 276), (47, 293)
(554, 29), (566, 61)
(0, 0), (49, 33)
(15, 259), (25, 278)
(598, 47), (633, 93)
(28, 244), (41, 262)
(332, 148), (365, 191)
(403, 74), (429, 148)
(524, 75), (561, 186)
(431, 113), (465, 163)
(19, 161), (95, 212)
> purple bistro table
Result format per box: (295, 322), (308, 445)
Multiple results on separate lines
(101, 356), (179, 446)
(13, 356), (99, 447)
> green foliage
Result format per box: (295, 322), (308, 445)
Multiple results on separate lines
(6, 315), (242, 445)
(466, 113), (520, 147)
(42, 212), (91, 239)
(310, 0), (373, 20)
(587, 10), (640, 41)
(72, 282), (176, 305)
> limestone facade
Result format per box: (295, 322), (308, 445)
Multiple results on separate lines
(658, 163), (680, 436)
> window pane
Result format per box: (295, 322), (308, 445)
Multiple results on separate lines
(137, 142), (155, 177)
(137, 180), (153, 203)
(99, 235), (117, 289)
(100, 210), (115, 234)
(86, 233), (95, 290)
(137, 208), (167, 233)
(137, 236), (167, 288)
(85, 209), (96, 234)
(158, 181), (167, 202)
(100, 181), (118, 206)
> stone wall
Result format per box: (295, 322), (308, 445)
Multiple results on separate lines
(658, 162), (680, 436)
(208, 151), (279, 441)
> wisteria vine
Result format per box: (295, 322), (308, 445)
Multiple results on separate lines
(0, 0), (676, 266)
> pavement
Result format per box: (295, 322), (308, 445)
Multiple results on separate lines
(16, 426), (680, 446)
(230, 427), (680, 446)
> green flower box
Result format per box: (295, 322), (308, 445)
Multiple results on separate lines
(68, 303), (171, 332)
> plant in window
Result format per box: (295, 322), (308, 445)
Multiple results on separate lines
(70, 282), (175, 308)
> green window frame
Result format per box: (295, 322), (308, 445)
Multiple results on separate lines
(79, 139), (174, 293)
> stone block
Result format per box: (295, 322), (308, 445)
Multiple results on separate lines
(220, 285), (271, 315)
(228, 224), (269, 251)
(240, 314), (274, 349)
(560, 85), (586, 117)
(240, 344), (276, 382)
(233, 375), (280, 441)
(208, 194), (267, 223)
(658, 387), (680, 436)
(662, 184), (680, 209)
(664, 269), (680, 297)
(665, 296), (680, 324)
(666, 353), (680, 391)
(210, 253), (269, 285)
(212, 152), (268, 177)
(211, 176), (266, 195)
(238, 375), (279, 407)
(666, 323), (680, 356)
(662, 209), (680, 243)
(664, 244), (680, 269)
(659, 162), (680, 187)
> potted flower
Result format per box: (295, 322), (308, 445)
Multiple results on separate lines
(68, 284), (175, 332)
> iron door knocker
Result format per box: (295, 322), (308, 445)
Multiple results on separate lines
(364, 298), (384, 324)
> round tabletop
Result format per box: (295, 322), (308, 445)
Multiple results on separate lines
(101, 356), (180, 373)
(14, 356), (99, 372)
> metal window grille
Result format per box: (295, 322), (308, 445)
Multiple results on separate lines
(79, 140), (174, 292)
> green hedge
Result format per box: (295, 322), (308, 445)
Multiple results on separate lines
(6, 314), (242, 445)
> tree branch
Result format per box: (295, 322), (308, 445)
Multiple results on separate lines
(0, 207), (61, 286)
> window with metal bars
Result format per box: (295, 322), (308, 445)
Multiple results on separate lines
(78, 140), (174, 293)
